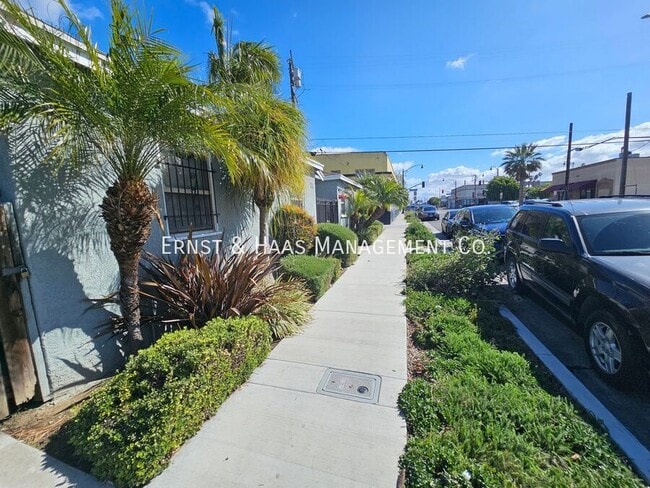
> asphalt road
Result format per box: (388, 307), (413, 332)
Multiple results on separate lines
(424, 215), (650, 450)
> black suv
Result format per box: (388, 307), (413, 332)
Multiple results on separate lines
(505, 199), (650, 387)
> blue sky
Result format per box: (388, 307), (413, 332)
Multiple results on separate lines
(22, 0), (650, 199)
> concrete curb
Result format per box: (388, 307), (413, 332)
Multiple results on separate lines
(499, 306), (650, 484)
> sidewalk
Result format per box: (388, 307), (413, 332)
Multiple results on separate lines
(149, 217), (408, 488)
(0, 432), (105, 487)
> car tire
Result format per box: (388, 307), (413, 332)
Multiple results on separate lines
(584, 310), (642, 388)
(506, 255), (524, 293)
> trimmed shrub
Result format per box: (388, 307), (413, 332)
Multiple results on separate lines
(316, 222), (358, 267)
(357, 220), (384, 245)
(280, 255), (341, 300)
(270, 204), (317, 253)
(405, 235), (498, 296)
(68, 317), (271, 488)
(405, 221), (436, 246)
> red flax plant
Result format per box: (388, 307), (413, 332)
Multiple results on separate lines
(136, 244), (311, 340)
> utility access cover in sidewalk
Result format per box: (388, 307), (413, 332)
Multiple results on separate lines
(317, 368), (382, 403)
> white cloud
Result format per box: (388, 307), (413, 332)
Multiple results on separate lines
(72, 3), (102, 21)
(18, 0), (102, 23)
(391, 161), (416, 173)
(446, 54), (473, 70)
(422, 165), (497, 200)
(529, 122), (650, 179)
(184, 0), (214, 24)
(310, 146), (358, 154)
(18, 0), (65, 23)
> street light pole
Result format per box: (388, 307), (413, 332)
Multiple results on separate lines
(402, 164), (423, 187)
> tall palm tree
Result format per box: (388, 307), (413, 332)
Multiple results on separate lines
(207, 6), (306, 245)
(348, 174), (409, 233)
(0, 0), (241, 352)
(501, 143), (545, 204)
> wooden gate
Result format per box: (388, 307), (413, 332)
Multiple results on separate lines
(0, 203), (37, 418)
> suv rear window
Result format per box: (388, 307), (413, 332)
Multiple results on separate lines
(510, 211), (526, 232)
(520, 211), (548, 240)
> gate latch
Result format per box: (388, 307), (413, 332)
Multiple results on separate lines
(1, 266), (29, 278)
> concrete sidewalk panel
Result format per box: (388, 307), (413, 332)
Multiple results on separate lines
(151, 383), (405, 488)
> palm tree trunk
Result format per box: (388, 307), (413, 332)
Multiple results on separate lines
(518, 179), (525, 205)
(258, 204), (269, 246)
(101, 179), (157, 355)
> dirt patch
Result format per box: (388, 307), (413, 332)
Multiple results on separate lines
(0, 383), (101, 468)
(407, 319), (427, 379)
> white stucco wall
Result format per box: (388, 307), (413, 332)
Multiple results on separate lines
(0, 131), (259, 395)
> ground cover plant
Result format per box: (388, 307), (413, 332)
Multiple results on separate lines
(399, 235), (644, 487)
(279, 254), (341, 300)
(67, 316), (271, 488)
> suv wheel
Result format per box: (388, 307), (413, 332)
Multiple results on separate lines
(506, 255), (524, 293)
(584, 310), (641, 387)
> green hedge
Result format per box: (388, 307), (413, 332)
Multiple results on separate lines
(405, 235), (498, 296)
(67, 317), (271, 488)
(316, 222), (358, 267)
(357, 220), (384, 245)
(398, 289), (644, 487)
(280, 255), (341, 300)
(404, 221), (436, 247)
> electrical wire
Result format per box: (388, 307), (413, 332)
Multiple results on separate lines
(310, 129), (623, 142)
(310, 138), (650, 155)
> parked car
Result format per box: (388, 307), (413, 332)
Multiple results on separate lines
(448, 204), (517, 254)
(418, 205), (439, 221)
(441, 209), (458, 236)
(501, 200), (519, 207)
(504, 199), (650, 387)
(523, 198), (550, 204)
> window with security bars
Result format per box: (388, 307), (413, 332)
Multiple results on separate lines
(162, 154), (218, 234)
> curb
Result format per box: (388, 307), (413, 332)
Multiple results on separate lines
(499, 306), (650, 484)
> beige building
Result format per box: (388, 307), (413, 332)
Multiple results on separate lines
(448, 183), (488, 208)
(310, 151), (398, 182)
(545, 155), (650, 200)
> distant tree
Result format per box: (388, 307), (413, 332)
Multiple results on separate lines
(501, 144), (545, 204)
(526, 185), (549, 199)
(427, 197), (441, 206)
(485, 176), (519, 201)
(348, 174), (408, 233)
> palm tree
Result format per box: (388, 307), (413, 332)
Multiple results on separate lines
(348, 174), (409, 233)
(0, 0), (241, 352)
(501, 143), (545, 204)
(207, 6), (306, 245)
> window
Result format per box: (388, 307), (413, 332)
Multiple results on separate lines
(520, 211), (548, 240)
(162, 154), (217, 234)
(542, 215), (572, 246)
(510, 211), (526, 232)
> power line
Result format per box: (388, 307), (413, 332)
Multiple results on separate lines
(310, 129), (623, 142)
(310, 138), (650, 155)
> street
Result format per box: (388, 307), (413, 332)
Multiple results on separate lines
(425, 215), (650, 450)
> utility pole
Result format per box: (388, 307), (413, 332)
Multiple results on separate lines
(563, 122), (573, 199)
(288, 50), (301, 106)
(619, 92), (632, 195)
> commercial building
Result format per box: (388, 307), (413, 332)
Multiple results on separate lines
(310, 151), (399, 182)
(544, 155), (650, 200)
